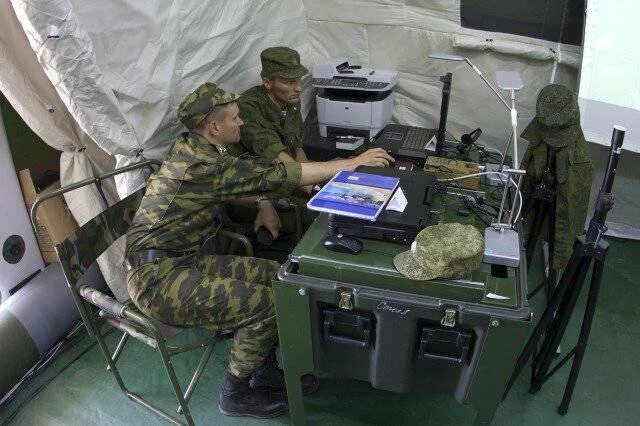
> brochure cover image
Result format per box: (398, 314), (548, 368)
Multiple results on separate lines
(307, 171), (400, 221)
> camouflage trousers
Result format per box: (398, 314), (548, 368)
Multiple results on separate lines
(127, 254), (280, 378)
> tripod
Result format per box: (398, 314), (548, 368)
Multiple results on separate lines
(524, 147), (558, 301)
(503, 126), (625, 415)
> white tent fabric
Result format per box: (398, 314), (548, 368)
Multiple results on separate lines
(9, 0), (578, 179)
(10, 0), (310, 195)
(4, 0), (638, 237)
(0, 0), (130, 299)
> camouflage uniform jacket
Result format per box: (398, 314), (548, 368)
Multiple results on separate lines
(126, 131), (301, 257)
(227, 85), (303, 160)
(520, 120), (593, 268)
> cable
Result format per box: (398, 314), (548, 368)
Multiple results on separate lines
(1, 339), (98, 425)
(0, 321), (86, 407)
(445, 129), (460, 143)
(509, 177), (523, 224)
(0, 320), (116, 422)
(436, 171), (510, 183)
(438, 172), (523, 224)
(461, 196), (493, 226)
(482, 146), (504, 157)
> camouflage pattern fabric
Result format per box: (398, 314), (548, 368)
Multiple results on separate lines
(128, 254), (280, 377)
(520, 84), (593, 268)
(56, 188), (145, 288)
(522, 84), (580, 149)
(126, 131), (302, 376)
(79, 286), (127, 317)
(260, 46), (308, 79)
(226, 85), (304, 161)
(126, 132), (301, 254)
(393, 223), (484, 281)
(423, 157), (480, 190)
(178, 82), (240, 130)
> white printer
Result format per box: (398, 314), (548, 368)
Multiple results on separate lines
(312, 59), (398, 140)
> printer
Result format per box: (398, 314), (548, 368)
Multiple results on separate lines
(312, 59), (398, 140)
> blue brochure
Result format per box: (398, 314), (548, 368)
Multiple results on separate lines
(307, 171), (400, 221)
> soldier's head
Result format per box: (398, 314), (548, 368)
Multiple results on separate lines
(178, 82), (243, 145)
(260, 46), (308, 107)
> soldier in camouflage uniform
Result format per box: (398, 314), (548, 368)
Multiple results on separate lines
(125, 82), (393, 418)
(520, 84), (593, 269)
(227, 46), (308, 163)
(225, 46), (314, 237)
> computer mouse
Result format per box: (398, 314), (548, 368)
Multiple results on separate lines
(323, 234), (363, 254)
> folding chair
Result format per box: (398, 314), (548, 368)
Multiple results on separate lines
(32, 160), (253, 425)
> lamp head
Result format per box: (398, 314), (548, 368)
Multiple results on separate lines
(495, 71), (524, 91)
(428, 53), (466, 62)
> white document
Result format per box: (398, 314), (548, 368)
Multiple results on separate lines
(386, 187), (408, 212)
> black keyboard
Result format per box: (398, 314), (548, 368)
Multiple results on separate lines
(401, 128), (432, 150)
(312, 78), (389, 90)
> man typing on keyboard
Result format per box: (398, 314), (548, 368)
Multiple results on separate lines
(227, 46), (309, 164)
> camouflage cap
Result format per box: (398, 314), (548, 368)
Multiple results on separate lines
(536, 84), (579, 128)
(261, 46), (308, 79)
(393, 223), (484, 281)
(178, 82), (240, 130)
(522, 84), (581, 148)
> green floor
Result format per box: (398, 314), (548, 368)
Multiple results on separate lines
(2, 238), (639, 425)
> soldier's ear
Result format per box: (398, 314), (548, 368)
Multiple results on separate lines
(262, 77), (272, 90)
(207, 119), (221, 137)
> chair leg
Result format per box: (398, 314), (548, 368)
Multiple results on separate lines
(157, 339), (195, 426)
(92, 323), (133, 396)
(107, 332), (130, 371)
(177, 342), (215, 414)
(92, 322), (187, 425)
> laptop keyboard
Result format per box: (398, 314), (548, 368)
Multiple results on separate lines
(401, 128), (432, 150)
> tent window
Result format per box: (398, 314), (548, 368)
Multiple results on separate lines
(460, 0), (586, 46)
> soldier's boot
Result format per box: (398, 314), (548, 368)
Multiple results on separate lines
(218, 372), (287, 418)
(249, 349), (320, 395)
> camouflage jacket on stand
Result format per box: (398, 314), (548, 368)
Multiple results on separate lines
(521, 114), (593, 268)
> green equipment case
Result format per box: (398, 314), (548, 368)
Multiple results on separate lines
(273, 215), (531, 425)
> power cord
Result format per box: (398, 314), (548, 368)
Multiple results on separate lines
(437, 171), (523, 224)
(0, 320), (116, 424)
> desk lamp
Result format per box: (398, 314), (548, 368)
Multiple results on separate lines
(428, 53), (525, 267)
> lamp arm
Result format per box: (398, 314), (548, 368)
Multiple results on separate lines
(464, 58), (511, 110)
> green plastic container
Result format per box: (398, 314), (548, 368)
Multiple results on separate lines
(274, 215), (531, 425)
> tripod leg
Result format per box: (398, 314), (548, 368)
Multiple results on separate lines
(525, 202), (547, 268)
(557, 258), (605, 415)
(530, 256), (591, 393)
(545, 198), (557, 303)
(502, 247), (583, 400)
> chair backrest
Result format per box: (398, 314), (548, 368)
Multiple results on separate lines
(55, 188), (145, 290)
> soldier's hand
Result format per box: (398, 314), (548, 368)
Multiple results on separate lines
(254, 200), (281, 239)
(351, 148), (395, 169)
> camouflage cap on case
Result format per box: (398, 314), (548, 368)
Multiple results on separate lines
(261, 46), (308, 79)
(521, 84), (581, 148)
(178, 82), (240, 130)
(393, 223), (484, 281)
